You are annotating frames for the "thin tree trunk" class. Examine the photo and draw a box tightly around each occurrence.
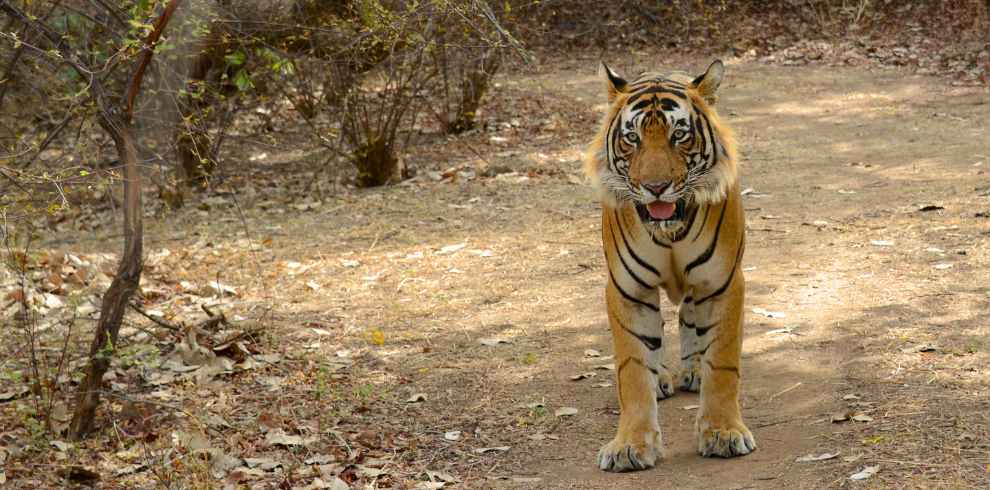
[68,116,142,438]
[68,0,182,440]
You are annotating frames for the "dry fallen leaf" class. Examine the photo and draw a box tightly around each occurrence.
[265,428,315,447]
[583,349,601,357]
[209,450,243,479]
[593,363,615,371]
[554,407,578,417]
[356,465,389,478]
[304,454,334,465]
[0,386,29,402]
[795,452,840,462]
[474,446,510,454]
[407,393,427,403]
[900,344,937,353]
[228,466,267,482]
[512,477,543,483]
[831,412,850,423]
[849,465,880,480]
[752,307,786,319]
[435,243,466,255]
[369,329,385,346]
[50,440,73,452]
[479,338,511,346]
[425,470,459,483]
[303,477,350,490]
[569,372,596,381]
[416,483,445,490]
[208,281,238,296]
[682,404,700,410]
[443,431,461,441]
[243,457,282,471]
[851,414,874,422]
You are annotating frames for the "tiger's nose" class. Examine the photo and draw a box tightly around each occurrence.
[642,181,671,196]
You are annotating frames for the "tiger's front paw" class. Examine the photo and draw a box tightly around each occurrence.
[656,369,675,400]
[597,430,662,472]
[697,418,756,458]
[678,364,701,392]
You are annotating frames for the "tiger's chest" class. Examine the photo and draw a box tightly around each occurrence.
[602,188,744,304]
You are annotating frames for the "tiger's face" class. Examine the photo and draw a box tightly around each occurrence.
[586,60,737,229]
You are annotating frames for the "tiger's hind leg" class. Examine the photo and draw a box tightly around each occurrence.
[649,311,675,400]
[677,303,705,392]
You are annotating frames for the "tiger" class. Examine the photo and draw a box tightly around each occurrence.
[583,60,755,472]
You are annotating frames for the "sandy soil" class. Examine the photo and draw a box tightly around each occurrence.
[253,58,990,488]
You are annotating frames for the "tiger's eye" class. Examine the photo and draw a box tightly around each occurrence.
[672,129,687,140]
[626,133,639,144]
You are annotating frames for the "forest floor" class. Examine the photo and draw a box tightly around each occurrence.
[2,54,990,489]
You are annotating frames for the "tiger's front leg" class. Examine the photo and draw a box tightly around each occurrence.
[598,280,671,471]
[690,259,756,458]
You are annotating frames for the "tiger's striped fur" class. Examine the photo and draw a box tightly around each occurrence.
[585,60,755,472]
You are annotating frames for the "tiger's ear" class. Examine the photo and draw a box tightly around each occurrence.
[601,62,627,103]
[691,60,724,105]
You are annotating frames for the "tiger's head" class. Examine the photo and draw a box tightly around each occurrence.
[585,60,738,228]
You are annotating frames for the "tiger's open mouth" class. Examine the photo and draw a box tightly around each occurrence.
[636,199,688,223]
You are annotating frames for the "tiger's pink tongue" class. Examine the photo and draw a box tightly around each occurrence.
[647,201,676,220]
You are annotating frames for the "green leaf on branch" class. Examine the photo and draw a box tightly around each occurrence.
[224,50,246,67]
[233,69,253,92]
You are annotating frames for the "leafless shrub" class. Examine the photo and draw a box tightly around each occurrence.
[426,7,504,134]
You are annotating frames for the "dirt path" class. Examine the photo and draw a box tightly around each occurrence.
[221,58,987,489]
[466,60,988,489]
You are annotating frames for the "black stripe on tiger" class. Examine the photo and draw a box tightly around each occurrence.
[651,232,672,248]
[685,202,727,274]
[699,111,719,170]
[616,357,662,408]
[681,335,717,360]
[618,356,660,376]
[694,233,745,306]
[694,322,718,336]
[617,318,663,351]
[671,203,699,242]
[692,113,708,159]
[705,360,740,376]
[608,268,660,312]
[679,316,719,337]
[692,204,711,242]
[627,86,687,102]
[612,210,661,277]
[607,219,652,290]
